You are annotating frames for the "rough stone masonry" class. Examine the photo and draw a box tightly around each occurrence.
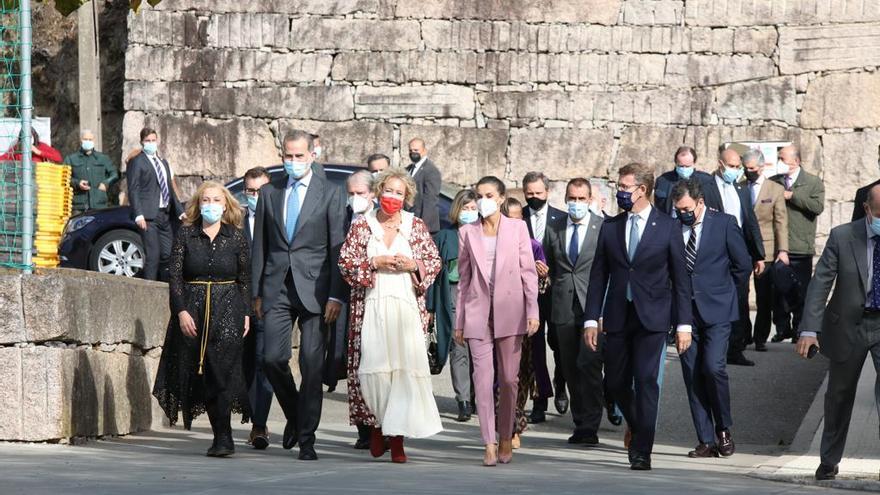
[122,0,880,252]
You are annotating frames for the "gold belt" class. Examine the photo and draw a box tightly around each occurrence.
[187,280,236,375]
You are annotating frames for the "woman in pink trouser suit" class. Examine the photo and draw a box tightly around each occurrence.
[454,176,539,466]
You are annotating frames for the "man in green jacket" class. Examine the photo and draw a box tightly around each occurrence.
[771,145,825,343]
[64,129,118,215]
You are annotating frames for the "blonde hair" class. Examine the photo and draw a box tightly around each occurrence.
[184,181,243,228]
[373,168,417,207]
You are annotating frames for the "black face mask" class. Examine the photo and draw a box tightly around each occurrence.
[678,209,697,226]
[745,170,761,182]
[409,152,421,163]
[525,197,547,211]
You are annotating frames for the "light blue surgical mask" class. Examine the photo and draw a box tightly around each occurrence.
[200,204,223,224]
[142,142,158,155]
[567,201,589,221]
[284,160,310,179]
[458,210,478,225]
[246,194,258,212]
[870,215,880,237]
[722,167,743,184]
[81,140,94,152]
[675,165,694,180]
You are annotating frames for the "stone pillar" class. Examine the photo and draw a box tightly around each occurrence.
[77,1,102,148]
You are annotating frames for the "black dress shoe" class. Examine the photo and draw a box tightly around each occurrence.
[353,437,370,450]
[815,463,839,481]
[282,422,298,450]
[726,352,755,366]
[554,390,569,415]
[754,342,768,352]
[717,430,735,457]
[630,453,651,470]
[457,401,472,422]
[607,408,623,426]
[527,410,546,424]
[770,333,790,343]
[298,446,318,461]
[568,432,599,445]
[688,443,716,458]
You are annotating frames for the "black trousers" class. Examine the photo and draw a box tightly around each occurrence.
[555,302,604,435]
[262,273,326,450]
[753,268,787,344]
[777,255,813,337]
[728,279,752,355]
[141,209,172,281]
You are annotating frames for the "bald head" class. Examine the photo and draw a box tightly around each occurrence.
[408,138,427,164]
[865,184,880,219]
[779,145,801,176]
[717,148,742,179]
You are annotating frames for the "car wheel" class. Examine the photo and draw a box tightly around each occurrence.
[89,229,144,277]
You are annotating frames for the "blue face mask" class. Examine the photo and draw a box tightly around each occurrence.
[675,165,694,180]
[142,142,158,155]
[458,210,478,225]
[722,167,743,184]
[246,194,258,212]
[200,204,224,224]
[616,190,634,212]
[81,140,95,152]
[567,201,589,221]
[284,160,310,179]
[870,215,880,237]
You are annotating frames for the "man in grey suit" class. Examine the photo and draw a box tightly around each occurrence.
[406,138,442,233]
[797,183,880,481]
[251,130,347,461]
[545,178,606,444]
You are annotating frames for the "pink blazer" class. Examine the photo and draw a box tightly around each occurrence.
[455,214,539,340]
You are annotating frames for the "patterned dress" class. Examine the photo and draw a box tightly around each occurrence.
[339,210,441,431]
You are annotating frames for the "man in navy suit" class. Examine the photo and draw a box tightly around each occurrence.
[653,146,715,215]
[671,179,751,459]
[584,162,693,471]
[702,148,765,366]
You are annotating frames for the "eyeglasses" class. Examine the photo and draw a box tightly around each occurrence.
[244,188,260,195]
[617,183,641,192]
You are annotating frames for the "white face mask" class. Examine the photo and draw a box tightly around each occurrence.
[776,160,790,176]
[347,194,371,215]
[313,146,323,159]
[478,197,498,218]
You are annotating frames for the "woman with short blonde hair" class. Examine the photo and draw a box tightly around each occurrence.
[372,168,417,207]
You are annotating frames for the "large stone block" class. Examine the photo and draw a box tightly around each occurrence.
[801,72,880,130]
[621,0,683,25]
[732,27,777,56]
[0,272,25,343]
[151,0,380,15]
[780,23,880,74]
[714,77,797,125]
[684,0,880,26]
[138,114,280,177]
[394,0,623,24]
[123,81,171,112]
[821,131,880,203]
[128,10,200,47]
[202,86,354,121]
[0,347,22,438]
[664,54,777,87]
[616,126,688,177]
[289,18,420,51]
[509,128,614,180]
[274,120,394,166]
[398,125,508,186]
[355,85,475,119]
[205,13,289,49]
[20,269,169,349]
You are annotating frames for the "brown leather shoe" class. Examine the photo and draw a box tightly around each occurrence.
[717,430,735,457]
[688,443,717,458]
[251,426,269,450]
[623,426,632,450]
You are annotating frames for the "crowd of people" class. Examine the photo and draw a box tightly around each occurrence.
[119,124,869,480]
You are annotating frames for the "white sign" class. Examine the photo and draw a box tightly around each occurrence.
[0,117,53,154]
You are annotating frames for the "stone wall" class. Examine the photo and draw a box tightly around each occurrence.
[0,268,168,441]
[122,0,880,249]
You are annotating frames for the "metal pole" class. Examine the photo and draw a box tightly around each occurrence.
[20,0,33,273]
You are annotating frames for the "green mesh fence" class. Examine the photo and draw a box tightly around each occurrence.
[0,0,32,270]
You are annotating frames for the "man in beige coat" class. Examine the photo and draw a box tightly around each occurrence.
[743,150,789,351]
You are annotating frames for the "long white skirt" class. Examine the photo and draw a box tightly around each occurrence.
[358,277,443,438]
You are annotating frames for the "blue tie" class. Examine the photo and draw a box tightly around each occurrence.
[568,223,580,265]
[872,236,880,309]
[285,181,302,242]
[627,215,640,301]
[150,157,170,207]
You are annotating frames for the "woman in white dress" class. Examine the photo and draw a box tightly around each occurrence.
[339,168,443,463]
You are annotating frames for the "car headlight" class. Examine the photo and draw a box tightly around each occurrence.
[65,216,95,234]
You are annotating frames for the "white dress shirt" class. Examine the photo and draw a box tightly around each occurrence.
[248,209,256,239]
[715,174,742,227]
[528,203,549,241]
[410,156,427,176]
[282,169,313,225]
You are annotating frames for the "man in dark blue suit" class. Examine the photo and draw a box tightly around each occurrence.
[584,163,693,471]
[670,179,751,459]
[653,146,715,215]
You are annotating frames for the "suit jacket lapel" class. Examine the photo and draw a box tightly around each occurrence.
[467,224,490,286]
[694,211,712,264]
[632,209,658,262]
[294,175,323,238]
[618,215,629,265]
[573,215,601,271]
[852,222,868,293]
[271,181,288,242]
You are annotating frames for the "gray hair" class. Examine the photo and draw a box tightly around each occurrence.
[282,130,314,151]
[80,129,94,138]
[741,149,765,167]
[346,169,373,190]
[522,171,550,190]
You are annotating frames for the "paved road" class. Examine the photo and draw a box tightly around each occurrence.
[0,338,837,494]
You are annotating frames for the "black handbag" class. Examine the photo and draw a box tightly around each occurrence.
[426,316,443,375]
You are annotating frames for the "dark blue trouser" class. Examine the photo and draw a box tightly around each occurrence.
[248,318,274,428]
[679,306,732,445]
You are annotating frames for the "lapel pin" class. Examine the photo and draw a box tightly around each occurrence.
[651,222,656,226]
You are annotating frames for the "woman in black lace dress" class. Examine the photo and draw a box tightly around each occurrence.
[153,181,252,457]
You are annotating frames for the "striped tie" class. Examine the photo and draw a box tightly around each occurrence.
[151,157,170,207]
[685,227,698,274]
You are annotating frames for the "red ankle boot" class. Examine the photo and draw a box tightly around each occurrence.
[390,436,407,463]
[370,426,387,458]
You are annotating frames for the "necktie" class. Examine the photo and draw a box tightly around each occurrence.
[626,215,640,301]
[568,223,580,265]
[285,181,302,242]
[785,175,793,191]
[151,157,170,207]
[686,227,698,274]
[872,236,880,309]
[535,211,545,241]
